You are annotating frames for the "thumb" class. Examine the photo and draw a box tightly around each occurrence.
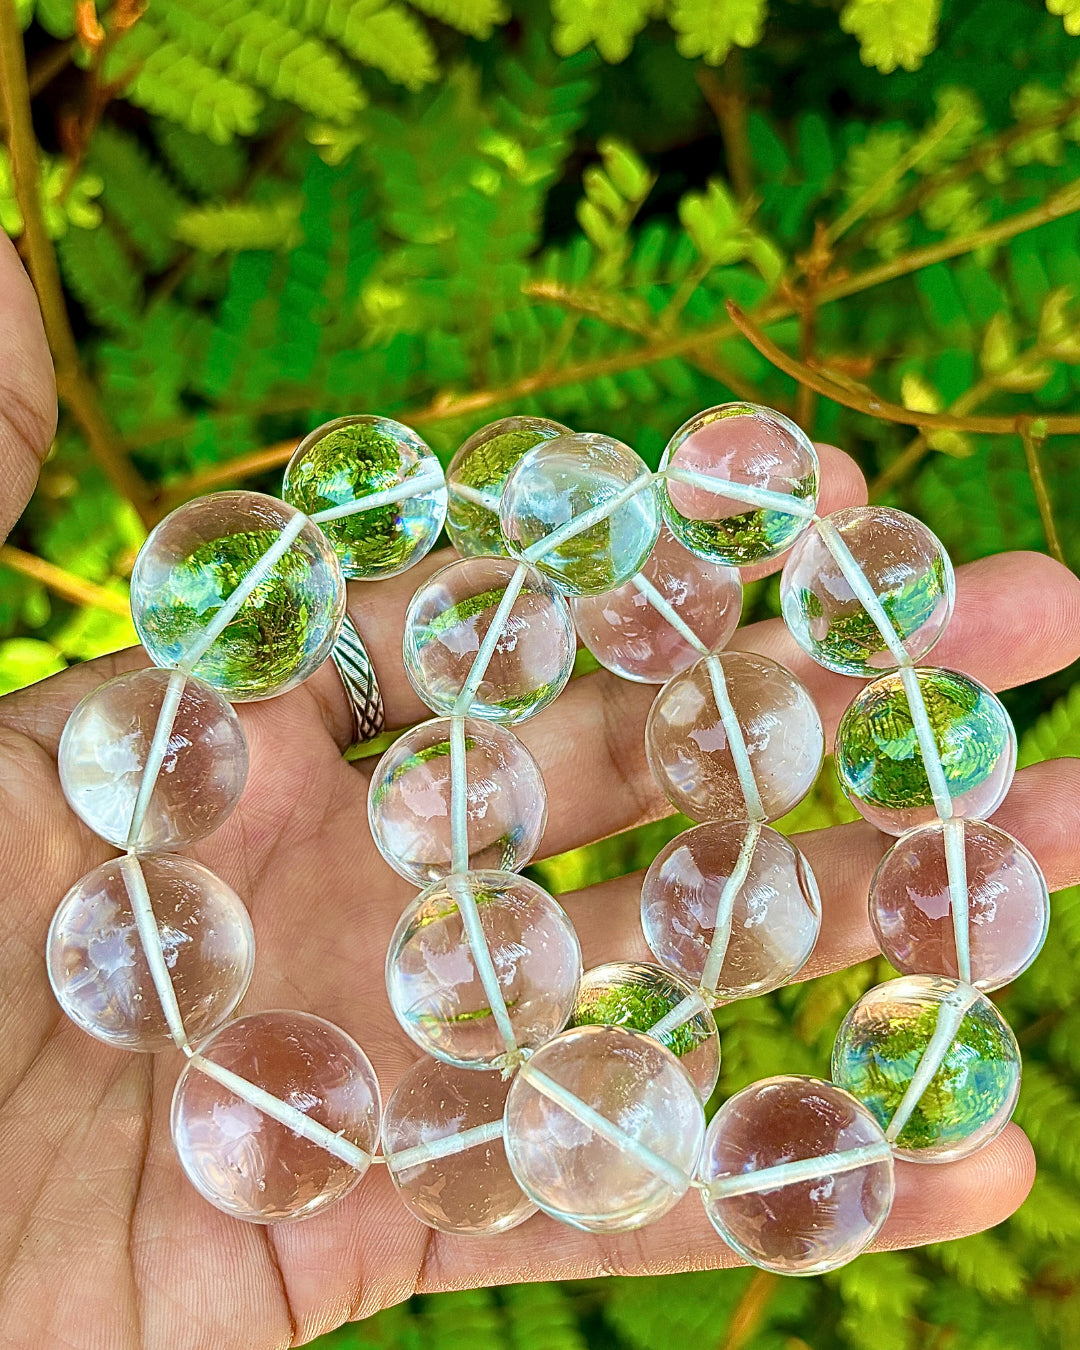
[0,232,57,542]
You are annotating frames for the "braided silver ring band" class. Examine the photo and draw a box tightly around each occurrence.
[331,612,385,744]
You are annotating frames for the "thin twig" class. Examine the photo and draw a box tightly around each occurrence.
[717,1271,780,1350]
[0,1,153,523]
[0,542,131,615]
[1019,417,1066,564]
[698,59,752,201]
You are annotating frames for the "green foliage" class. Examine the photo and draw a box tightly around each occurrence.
[7,0,1080,1346]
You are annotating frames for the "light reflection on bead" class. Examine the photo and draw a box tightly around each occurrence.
[170,1010,380,1222]
[58,668,248,851]
[385,871,581,1069]
[698,1076,894,1275]
[831,974,1021,1163]
[403,556,575,722]
[503,1024,705,1232]
[367,717,547,885]
[447,416,571,558]
[570,961,720,1099]
[283,415,447,580]
[659,403,818,566]
[382,1057,536,1234]
[47,854,254,1053]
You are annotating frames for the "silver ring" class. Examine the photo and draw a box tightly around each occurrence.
[331,613,385,744]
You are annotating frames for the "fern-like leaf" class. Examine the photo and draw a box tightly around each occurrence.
[551,0,653,63]
[173,198,305,252]
[668,0,767,65]
[407,0,506,38]
[1048,0,1080,37]
[840,0,941,73]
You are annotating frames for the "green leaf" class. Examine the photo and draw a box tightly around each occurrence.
[840,0,941,73]
[173,197,305,252]
[407,0,507,38]
[0,639,65,696]
[1047,0,1080,38]
[551,0,652,63]
[668,0,767,65]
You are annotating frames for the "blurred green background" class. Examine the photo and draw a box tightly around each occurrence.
[4,0,1080,1345]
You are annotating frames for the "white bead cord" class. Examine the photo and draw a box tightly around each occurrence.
[662,465,817,518]
[699,819,763,1000]
[628,571,711,655]
[705,654,767,823]
[646,989,710,1041]
[309,466,446,523]
[449,481,503,515]
[520,471,656,564]
[118,852,191,1053]
[385,1118,506,1172]
[885,982,980,1143]
[124,666,188,850]
[943,817,973,984]
[703,1140,894,1200]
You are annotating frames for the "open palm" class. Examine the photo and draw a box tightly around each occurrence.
[2,236,1080,1350]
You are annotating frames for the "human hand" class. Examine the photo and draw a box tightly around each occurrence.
[2,234,1079,1349]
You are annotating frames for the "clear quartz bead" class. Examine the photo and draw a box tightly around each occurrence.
[282,415,447,580]
[58,667,248,851]
[403,556,575,722]
[171,1009,380,1222]
[385,870,581,1069]
[367,717,547,885]
[503,1024,705,1232]
[570,526,742,684]
[130,490,345,701]
[698,1076,894,1274]
[47,853,254,1053]
[382,1057,536,1234]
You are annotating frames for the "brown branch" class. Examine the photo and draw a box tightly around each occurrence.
[0,542,131,615]
[726,300,1080,434]
[0,0,153,524]
[717,1271,780,1350]
[698,58,752,201]
[1019,417,1066,564]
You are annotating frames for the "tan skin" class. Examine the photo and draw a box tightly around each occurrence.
[1,234,1080,1348]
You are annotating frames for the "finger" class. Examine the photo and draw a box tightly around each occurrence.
[0,234,56,541]
[412,1122,1034,1289]
[526,548,1080,860]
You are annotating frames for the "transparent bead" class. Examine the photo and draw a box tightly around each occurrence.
[780,506,955,676]
[831,974,1021,1163]
[58,668,248,851]
[834,668,1016,835]
[570,961,720,1100]
[658,403,818,566]
[447,416,571,558]
[367,718,547,885]
[282,415,447,580]
[131,491,345,701]
[645,652,824,822]
[698,1076,894,1275]
[47,854,254,1053]
[171,1009,380,1222]
[641,822,821,1002]
[869,820,1049,992]
[503,1024,705,1233]
[571,526,742,684]
[385,871,581,1069]
[499,432,659,597]
[403,556,574,722]
[381,1057,536,1234]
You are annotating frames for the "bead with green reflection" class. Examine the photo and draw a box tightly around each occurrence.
[283,415,447,580]
[833,666,1015,835]
[658,403,818,566]
[447,416,571,557]
[131,491,345,702]
[831,974,1021,1162]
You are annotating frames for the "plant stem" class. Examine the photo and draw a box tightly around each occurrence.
[717,1271,780,1350]
[0,1,153,523]
[1018,418,1066,564]
[698,58,752,201]
[0,542,131,615]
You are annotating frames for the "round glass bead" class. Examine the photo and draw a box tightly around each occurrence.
[58,667,248,851]
[834,667,1016,835]
[171,1009,380,1222]
[381,1057,536,1234]
[47,854,254,1053]
[570,526,742,684]
[282,415,447,580]
[831,974,1021,1163]
[367,717,547,885]
[869,820,1049,992]
[645,651,824,822]
[658,403,818,566]
[780,506,955,676]
[385,871,581,1069]
[499,432,660,597]
[570,960,720,1100]
[131,491,345,701]
[698,1076,894,1275]
[503,1024,705,1233]
[446,416,571,558]
[403,556,575,722]
[641,821,821,1002]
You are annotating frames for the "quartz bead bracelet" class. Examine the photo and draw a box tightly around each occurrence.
[44,402,1046,1273]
